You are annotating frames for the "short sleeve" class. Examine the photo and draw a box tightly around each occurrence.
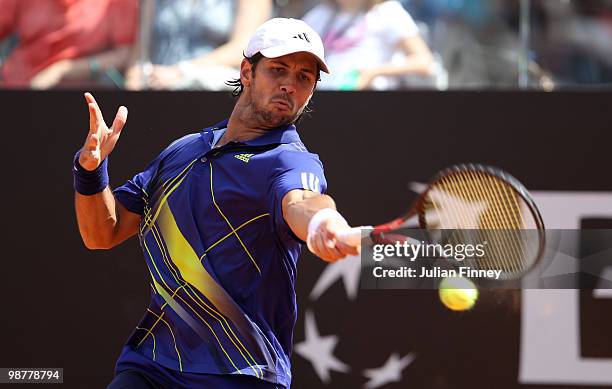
[371,1,419,46]
[109,0,139,45]
[113,157,159,215]
[0,0,17,39]
[112,133,199,215]
[268,149,327,241]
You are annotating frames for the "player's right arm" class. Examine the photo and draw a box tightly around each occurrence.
[74,93,140,249]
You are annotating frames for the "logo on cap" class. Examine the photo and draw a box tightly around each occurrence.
[293,33,311,43]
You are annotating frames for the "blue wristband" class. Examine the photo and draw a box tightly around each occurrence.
[73,151,109,195]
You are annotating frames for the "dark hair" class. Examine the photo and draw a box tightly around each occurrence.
[225,53,265,97]
[225,52,322,98]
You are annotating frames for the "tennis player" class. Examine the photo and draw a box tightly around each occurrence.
[73,18,358,388]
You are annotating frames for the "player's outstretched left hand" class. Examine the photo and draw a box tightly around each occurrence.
[78,92,128,171]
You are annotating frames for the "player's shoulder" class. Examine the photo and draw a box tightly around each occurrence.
[166,132,201,150]
[278,141,310,153]
[158,132,202,159]
[271,144,324,170]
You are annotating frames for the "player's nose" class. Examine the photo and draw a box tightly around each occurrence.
[280,83,296,94]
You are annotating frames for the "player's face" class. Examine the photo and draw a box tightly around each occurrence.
[241,52,318,128]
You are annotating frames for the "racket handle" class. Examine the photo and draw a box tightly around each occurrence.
[337,226,372,246]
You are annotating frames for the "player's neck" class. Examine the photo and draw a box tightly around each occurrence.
[220,120,267,147]
[221,98,282,147]
[220,105,269,147]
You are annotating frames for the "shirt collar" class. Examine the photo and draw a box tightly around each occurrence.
[201,119,302,147]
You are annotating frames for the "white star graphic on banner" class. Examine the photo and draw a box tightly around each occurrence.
[424,187,488,229]
[362,352,416,389]
[294,310,350,383]
[310,254,361,301]
[594,268,612,298]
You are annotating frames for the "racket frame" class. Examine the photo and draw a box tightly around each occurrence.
[368,163,546,280]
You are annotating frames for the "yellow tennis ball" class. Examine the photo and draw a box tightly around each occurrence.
[438,276,479,311]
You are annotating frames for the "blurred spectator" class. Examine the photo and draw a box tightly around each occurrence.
[274,0,320,18]
[302,0,435,90]
[404,0,539,88]
[0,0,138,89]
[530,0,612,86]
[124,0,272,90]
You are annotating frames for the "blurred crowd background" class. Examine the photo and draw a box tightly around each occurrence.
[1,0,610,91]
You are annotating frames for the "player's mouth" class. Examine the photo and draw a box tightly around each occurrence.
[271,99,292,111]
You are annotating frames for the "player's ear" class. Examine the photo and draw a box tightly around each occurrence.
[240,58,253,87]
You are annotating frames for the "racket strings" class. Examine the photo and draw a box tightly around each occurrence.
[423,171,532,277]
[438,175,508,273]
[454,173,522,275]
[477,172,528,275]
[459,172,516,275]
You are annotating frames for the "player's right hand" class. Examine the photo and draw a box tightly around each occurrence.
[78,92,128,171]
[307,217,360,263]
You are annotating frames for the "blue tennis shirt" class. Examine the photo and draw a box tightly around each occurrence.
[113,119,327,388]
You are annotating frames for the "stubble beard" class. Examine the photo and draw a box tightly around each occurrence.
[242,91,303,129]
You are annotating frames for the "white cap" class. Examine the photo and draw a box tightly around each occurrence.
[245,18,330,74]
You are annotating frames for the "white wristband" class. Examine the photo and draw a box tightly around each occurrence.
[307,208,347,239]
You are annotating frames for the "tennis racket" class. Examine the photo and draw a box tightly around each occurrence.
[338,164,546,280]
